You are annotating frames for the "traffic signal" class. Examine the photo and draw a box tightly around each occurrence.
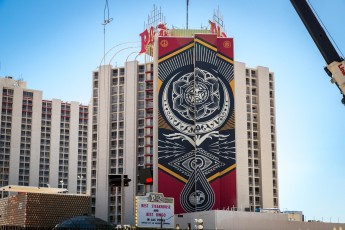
[194,219,203,229]
[138,168,153,185]
[123,175,131,186]
[109,174,131,187]
[109,174,122,187]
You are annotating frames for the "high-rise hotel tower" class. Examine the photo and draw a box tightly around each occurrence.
[91,54,278,225]
[0,76,90,195]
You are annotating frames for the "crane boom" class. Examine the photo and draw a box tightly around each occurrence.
[290,0,342,64]
[290,0,345,104]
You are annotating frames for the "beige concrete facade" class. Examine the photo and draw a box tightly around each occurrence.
[175,210,345,230]
[235,63,278,212]
[0,76,89,196]
[91,62,155,225]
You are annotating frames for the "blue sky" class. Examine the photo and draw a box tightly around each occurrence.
[1,0,345,223]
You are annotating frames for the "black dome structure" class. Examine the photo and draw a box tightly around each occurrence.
[55,215,113,229]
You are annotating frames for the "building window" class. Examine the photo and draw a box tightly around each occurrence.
[139,74,145,82]
[113,69,118,76]
[246,69,249,76]
[138,65,145,73]
[23,91,33,98]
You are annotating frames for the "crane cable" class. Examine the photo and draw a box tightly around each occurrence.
[307,0,344,59]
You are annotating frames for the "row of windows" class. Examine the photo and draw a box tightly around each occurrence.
[2,97,13,103]
[110,77,125,85]
[21,124,31,130]
[246,78,257,86]
[245,69,256,77]
[1,115,12,122]
[111,86,124,94]
[42,102,52,108]
[1,102,87,114]
[245,69,274,81]
[22,105,32,111]
[2,102,12,109]
[110,131,124,140]
[1,109,12,115]
[1,123,11,129]
[2,88,14,95]
[22,111,32,117]
[112,68,125,76]
[23,91,33,98]
[61,104,71,110]
[61,111,71,116]
[246,87,275,99]
[20,143,31,149]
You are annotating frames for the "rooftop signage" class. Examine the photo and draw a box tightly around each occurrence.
[139,6,227,56]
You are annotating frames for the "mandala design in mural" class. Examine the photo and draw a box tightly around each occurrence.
[162,68,231,135]
[172,68,220,120]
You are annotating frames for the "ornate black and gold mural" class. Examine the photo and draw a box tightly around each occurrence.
[158,34,236,213]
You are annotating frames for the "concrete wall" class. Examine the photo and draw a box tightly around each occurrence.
[29,90,42,186]
[8,85,23,186]
[50,99,61,188]
[95,65,112,220]
[124,61,138,225]
[68,101,80,193]
[234,61,250,211]
[257,66,274,209]
[175,210,345,230]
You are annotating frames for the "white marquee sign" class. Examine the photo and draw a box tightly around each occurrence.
[135,193,174,229]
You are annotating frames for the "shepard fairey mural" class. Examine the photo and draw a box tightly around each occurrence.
[157,34,236,213]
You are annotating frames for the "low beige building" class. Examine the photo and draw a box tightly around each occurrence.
[175,210,345,230]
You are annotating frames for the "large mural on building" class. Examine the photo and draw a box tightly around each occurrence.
[158,34,236,213]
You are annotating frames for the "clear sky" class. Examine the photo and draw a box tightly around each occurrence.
[1,0,345,223]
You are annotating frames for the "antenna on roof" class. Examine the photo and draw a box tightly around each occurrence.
[102,0,113,66]
[186,0,189,29]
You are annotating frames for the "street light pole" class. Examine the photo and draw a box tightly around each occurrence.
[78,175,83,194]
[160,215,173,229]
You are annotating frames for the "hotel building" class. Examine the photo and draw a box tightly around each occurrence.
[0,76,90,195]
[235,62,278,212]
[91,58,278,225]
